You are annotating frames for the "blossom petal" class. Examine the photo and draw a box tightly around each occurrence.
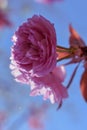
[29,66,68,104]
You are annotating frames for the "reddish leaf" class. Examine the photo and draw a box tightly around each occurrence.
[80,70,87,102]
[69,25,85,47]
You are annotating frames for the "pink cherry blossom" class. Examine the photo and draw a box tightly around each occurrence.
[0,0,8,9]
[10,15,68,106]
[28,103,48,129]
[0,9,12,28]
[29,66,68,105]
[0,111,7,130]
[10,15,57,79]
[35,0,63,4]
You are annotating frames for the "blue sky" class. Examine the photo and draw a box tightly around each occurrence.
[0,0,87,130]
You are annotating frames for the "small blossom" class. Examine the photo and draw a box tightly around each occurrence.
[28,103,48,129]
[10,15,57,79]
[29,66,68,105]
[0,0,8,9]
[0,111,7,130]
[35,0,63,4]
[0,9,12,28]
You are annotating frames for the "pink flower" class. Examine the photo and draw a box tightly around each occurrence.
[28,103,48,129]
[10,15,57,79]
[10,15,68,106]
[0,0,8,9]
[35,0,63,4]
[29,66,68,105]
[0,9,12,28]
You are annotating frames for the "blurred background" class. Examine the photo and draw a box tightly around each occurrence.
[0,0,87,130]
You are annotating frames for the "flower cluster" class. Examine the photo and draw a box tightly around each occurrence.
[10,15,68,107]
[10,14,87,108]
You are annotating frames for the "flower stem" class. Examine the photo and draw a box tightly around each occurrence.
[56,45,76,62]
[57,54,72,62]
[56,45,76,53]
[56,45,70,50]
[66,63,80,89]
